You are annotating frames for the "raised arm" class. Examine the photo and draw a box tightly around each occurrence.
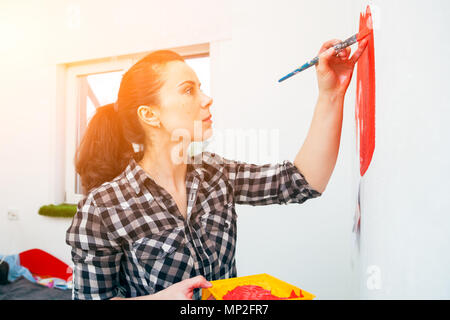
[206,153,321,206]
[294,39,368,194]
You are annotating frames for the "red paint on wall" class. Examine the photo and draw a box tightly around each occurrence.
[356,6,376,177]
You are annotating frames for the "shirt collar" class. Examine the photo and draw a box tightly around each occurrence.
[125,155,206,196]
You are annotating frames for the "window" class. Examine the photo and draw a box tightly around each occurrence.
[64,43,210,203]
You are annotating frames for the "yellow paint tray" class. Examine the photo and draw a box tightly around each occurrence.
[201,273,315,300]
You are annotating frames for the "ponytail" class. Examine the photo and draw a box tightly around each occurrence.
[74,103,135,195]
[74,49,185,195]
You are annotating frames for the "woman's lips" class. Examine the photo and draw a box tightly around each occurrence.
[202,115,212,122]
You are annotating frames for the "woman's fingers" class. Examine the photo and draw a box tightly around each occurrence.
[338,47,351,59]
[350,39,368,64]
[317,45,337,71]
[184,275,213,291]
[320,38,366,64]
[318,39,341,55]
[183,275,212,300]
[317,38,367,76]
[318,39,349,70]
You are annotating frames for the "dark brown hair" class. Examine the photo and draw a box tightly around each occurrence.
[74,50,185,195]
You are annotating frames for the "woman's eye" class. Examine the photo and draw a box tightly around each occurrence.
[186,87,193,94]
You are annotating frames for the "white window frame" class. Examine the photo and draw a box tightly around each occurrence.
[64,43,210,204]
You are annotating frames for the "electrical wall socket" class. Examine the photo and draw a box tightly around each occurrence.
[7,208,19,221]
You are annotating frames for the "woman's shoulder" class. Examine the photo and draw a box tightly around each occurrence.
[191,151,238,168]
[79,172,132,210]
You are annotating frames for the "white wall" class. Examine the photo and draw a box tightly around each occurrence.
[4,0,447,300]
[215,0,360,299]
[352,0,450,299]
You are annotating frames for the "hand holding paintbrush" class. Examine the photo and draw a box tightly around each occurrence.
[290,17,372,193]
[313,37,369,97]
[278,19,373,84]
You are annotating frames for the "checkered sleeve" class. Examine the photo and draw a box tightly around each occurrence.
[214,154,322,205]
[65,194,123,300]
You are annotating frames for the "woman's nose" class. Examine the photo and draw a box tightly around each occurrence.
[202,93,213,109]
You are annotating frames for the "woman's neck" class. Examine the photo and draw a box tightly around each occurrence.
[137,140,190,193]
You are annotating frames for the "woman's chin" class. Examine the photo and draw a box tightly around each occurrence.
[203,128,213,140]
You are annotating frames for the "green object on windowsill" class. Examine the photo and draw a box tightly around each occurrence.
[38,203,77,218]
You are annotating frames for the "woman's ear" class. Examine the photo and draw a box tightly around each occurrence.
[137,105,161,128]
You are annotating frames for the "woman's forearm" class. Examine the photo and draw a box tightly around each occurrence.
[109,275,211,300]
[293,91,345,194]
[110,294,157,300]
[110,291,161,300]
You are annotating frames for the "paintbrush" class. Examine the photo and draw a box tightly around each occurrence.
[278,23,372,83]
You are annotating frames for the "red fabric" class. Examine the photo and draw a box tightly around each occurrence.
[19,248,72,281]
[222,285,303,300]
[356,5,376,177]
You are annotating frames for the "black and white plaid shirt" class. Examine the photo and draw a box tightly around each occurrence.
[65,151,321,300]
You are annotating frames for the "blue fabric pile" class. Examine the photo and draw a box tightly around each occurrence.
[0,254,36,283]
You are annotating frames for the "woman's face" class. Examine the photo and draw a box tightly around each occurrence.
[151,60,213,142]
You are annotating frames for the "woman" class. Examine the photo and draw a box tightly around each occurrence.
[66,39,367,300]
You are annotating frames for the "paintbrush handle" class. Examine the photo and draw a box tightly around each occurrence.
[334,34,358,51]
[278,33,358,83]
[278,57,319,82]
